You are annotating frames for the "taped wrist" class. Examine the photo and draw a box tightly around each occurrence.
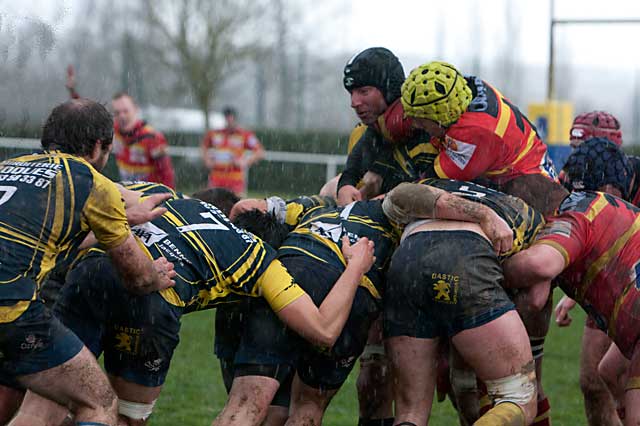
[382,182,442,225]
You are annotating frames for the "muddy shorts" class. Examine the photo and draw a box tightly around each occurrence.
[384,230,514,339]
[0,299,84,388]
[54,252,182,387]
[234,255,379,392]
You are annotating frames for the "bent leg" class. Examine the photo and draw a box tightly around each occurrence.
[213,376,280,426]
[285,374,338,426]
[452,310,537,426]
[357,317,394,425]
[580,324,622,426]
[109,376,162,426]
[386,335,439,426]
[17,346,117,425]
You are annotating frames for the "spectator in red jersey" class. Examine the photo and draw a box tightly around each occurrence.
[200,107,265,196]
[65,65,176,188]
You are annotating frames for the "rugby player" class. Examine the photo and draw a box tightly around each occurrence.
[383,178,545,426]
[502,184,640,425]
[555,133,629,426]
[0,99,175,426]
[13,188,376,426]
[220,182,514,426]
[333,47,437,426]
[389,60,572,425]
[335,47,438,210]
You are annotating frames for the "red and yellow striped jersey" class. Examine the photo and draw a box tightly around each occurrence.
[113,120,175,188]
[535,191,640,357]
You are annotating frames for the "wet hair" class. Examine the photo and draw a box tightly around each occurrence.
[222,106,237,118]
[233,209,290,249]
[41,99,114,156]
[191,187,240,217]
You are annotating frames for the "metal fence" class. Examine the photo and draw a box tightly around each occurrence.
[0,137,347,193]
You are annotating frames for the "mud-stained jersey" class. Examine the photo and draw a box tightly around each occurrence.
[121,181,184,199]
[419,178,545,259]
[277,200,401,299]
[131,198,303,312]
[534,191,640,358]
[377,81,558,185]
[0,151,130,322]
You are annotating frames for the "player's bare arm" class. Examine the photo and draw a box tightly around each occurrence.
[503,244,566,312]
[382,182,513,253]
[108,235,176,295]
[271,236,375,348]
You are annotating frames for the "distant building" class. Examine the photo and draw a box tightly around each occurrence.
[141,106,226,133]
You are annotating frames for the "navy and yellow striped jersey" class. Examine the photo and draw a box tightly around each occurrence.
[130,198,278,311]
[419,178,545,258]
[280,195,336,231]
[121,181,184,199]
[0,151,130,322]
[278,200,401,299]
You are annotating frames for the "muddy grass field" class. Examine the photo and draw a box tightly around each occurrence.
[150,288,588,425]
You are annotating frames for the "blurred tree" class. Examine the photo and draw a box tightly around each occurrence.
[142,0,265,130]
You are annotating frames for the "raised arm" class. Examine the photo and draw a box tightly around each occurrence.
[260,236,375,348]
[382,182,513,254]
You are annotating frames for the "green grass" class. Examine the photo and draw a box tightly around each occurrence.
[151,289,588,425]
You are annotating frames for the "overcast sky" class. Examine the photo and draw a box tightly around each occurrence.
[6,0,640,70]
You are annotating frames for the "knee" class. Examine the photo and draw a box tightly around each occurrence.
[484,364,538,425]
[356,358,392,404]
[580,368,607,397]
[117,399,157,426]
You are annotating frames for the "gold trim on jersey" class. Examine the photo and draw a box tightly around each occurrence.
[347,124,367,154]
[434,156,449,179]
[408,142,438,158]
[485,131,536,177]
[162,204,269,305]
[534,240,571,268]
[578,214,640,301]
[289,227,382,300]
[494,96,511,138]
[0,300,31,323]
[586,194,609,222]
[257,259,305,312]
[609,282,634,339]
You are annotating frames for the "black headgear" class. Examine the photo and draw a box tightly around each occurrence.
[343,47,405,105]
[563,137,633,200]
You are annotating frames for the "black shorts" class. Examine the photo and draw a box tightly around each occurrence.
[232,255,379,392]
[54,253,183,387]
[384,231,514,339]
[0,300,84,388]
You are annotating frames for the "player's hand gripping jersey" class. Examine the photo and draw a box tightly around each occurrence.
[130,197,303,313]
[418,178,546,259]
[535,191,640,358]
[380,78,557,184]
[339,121,438,194]
[0,151,130,322]
[277,200,401,300]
